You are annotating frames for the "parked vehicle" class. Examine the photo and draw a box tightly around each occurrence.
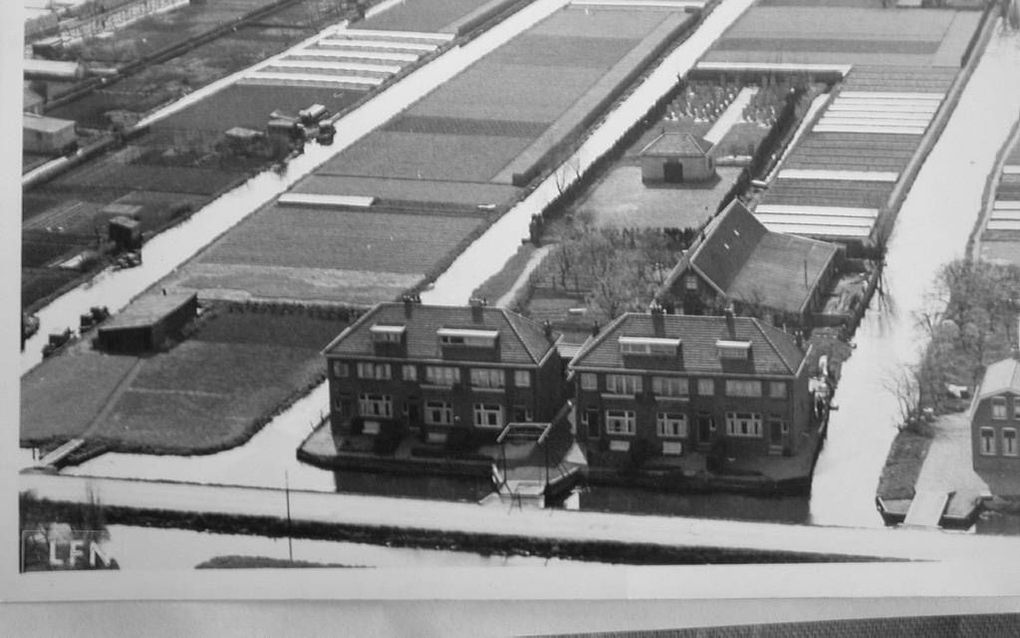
[113,250,142,270]
[42,328,73,358]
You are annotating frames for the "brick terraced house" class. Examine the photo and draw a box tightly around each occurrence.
[569,309,814,459]
[971,355,1020,486]
[322,300,563,443]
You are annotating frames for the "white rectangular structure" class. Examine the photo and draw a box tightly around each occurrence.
[755,204,879,219]
[278,193,376,208]
[777,169,899,183]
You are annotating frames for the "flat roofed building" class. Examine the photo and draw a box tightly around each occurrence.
[97,293,198,354]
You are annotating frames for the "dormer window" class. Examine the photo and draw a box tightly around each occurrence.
[370,324,405,344]
[619,336,680,357]
[717,339,751,360]
[438,328,499,348]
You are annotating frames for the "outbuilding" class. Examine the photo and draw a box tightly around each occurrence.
[23,113,77,155]
[639,131,716,184]
[97,293,198,354]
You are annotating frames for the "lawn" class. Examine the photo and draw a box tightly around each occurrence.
[21,268,86,311]
[711,122,770,160]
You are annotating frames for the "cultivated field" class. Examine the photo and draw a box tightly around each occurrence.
[356,0,501,33]
[783,133,917,172]
[764,179,894,209]
[704,6,980,68]
[21,305,346,454]
[153,84,364,135]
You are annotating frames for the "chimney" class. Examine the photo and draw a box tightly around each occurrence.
[543,320,553,342]
[649,300,665,336]
[401,293,419,317]
[724,303,736,339]
[469,296,486,323]
[591,320,600,337]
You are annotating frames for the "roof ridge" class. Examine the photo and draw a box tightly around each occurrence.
[571,312,631,367]
[750,318,797,375]
[500,307,546,364]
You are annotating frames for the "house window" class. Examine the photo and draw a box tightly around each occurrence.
[697,379,715,396]
[1014,398,1020,419]
[402,365,417,382]
[438,328,498,348]
[684,275,698,291]
[657,412,688,438]
[331,362,349,378]
[358,393,392,418]
[992,397,1007,420]
[473,403,503,429]
[652,376,688,397]
[514,370,531,387]
[726,380,763,398]
[980,427,996,455]
[1004,428,1018,457]
[605,410,636,435]
[425,366,460,386]
[512,405,533,422]
[580,373,598,391]
[606,374,642,395]
[725,412,762,437]
[424,401,453,426]
[470,368,504,389]
[369,324,405,343]
[356,362,391,380]
[769,382,787,399]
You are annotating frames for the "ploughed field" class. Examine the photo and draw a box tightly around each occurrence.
[20,306,346,454]
[169,4,700,305]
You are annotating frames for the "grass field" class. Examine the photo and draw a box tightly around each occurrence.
[21,305,345,454]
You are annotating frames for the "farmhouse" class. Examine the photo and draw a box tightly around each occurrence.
[97,292,198,354]
[322,299,564,444]
[655,200,843,326]
[639,131,716,184]
[569,308,816,461]
[23,113,77,155]
[970,354,1020,496]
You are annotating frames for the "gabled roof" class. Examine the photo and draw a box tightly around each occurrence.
[322,302,555,365]
[569,313,805,377]
[976,357,1020,402]
[659,200,841,315]
[639,131,712,158]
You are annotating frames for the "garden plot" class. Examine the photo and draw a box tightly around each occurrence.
[291,174,520,210]
[356,0,503,33]
[840,66,957,94]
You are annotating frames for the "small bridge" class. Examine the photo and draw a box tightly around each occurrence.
[902,490,952,528]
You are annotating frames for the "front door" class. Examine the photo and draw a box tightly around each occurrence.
[663,160,684,183]
[697,413,713,445]
[584,409,600,440]
[770,420,783,446]
[406,401,421,427]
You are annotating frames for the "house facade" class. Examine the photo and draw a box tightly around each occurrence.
[971,356,1020,478]
[656,200,842,327]
[569,310,814,459]
[639,131,716,184]
[322,300,563,442]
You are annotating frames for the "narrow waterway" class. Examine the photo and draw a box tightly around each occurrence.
[809,27,1020,528]
[99,524,580,570]
[21,0,574,374]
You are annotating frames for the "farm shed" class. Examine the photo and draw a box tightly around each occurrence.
[23,59,86,82]
[23,114,77,155]
[97,293,198,354]
[639,132,716,184]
